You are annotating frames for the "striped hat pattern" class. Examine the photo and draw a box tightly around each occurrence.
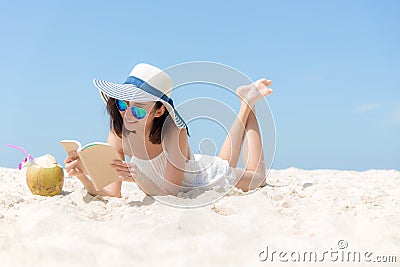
[93,63,189,132]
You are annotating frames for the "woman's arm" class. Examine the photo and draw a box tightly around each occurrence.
[162,127,190,196]
[64,130,125,197]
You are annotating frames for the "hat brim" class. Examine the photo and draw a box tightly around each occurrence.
[93,79,188,130]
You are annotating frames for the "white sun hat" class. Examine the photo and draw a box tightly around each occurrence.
[93,63,189,134]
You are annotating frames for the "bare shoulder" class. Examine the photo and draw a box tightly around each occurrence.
[163,121,189,160]
[163,120,188,143]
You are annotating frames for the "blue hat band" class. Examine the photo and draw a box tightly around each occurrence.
[123,76,174,108]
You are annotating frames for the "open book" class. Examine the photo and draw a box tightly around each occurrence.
[60,140,121,190]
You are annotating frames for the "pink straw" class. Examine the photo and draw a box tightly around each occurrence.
[7,144,34,169]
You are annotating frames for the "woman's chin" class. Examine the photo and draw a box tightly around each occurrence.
[123,121,138,131]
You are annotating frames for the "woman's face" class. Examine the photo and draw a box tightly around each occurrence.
[120,101,159,135]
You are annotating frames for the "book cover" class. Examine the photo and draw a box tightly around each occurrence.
[60,140,121,190]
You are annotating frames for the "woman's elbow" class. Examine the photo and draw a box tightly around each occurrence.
[108,192,122,198]
[161,180,182,196]
[102,182,122,197]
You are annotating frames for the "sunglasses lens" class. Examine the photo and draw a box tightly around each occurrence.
[131,106,147,119]
[116,100,128,111]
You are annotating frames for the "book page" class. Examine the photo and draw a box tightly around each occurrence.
[60,140,86,174]
[81,142,109,151]
[60,140,81,153]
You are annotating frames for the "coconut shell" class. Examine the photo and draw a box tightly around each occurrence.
[26,164,64,196]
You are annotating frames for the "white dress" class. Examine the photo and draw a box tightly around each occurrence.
[130,147,238,192]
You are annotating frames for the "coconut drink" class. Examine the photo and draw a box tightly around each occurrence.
[26,154,64,196]
[8,144,64,196]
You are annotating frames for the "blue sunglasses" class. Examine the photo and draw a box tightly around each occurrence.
[116,100,147,120]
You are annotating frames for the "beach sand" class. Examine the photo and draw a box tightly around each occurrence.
[0,167,399,267]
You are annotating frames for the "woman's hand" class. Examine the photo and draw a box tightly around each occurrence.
[111,160,136,182]
[64,151,123,197]
[64,151,85,178]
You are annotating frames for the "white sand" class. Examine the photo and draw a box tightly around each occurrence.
[0,167,399,267]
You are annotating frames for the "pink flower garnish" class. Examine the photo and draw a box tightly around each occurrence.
[7,144,34,170]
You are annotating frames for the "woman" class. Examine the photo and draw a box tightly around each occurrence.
[64,63,273,197]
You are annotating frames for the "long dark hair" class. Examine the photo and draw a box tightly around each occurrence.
[106,97,169,144]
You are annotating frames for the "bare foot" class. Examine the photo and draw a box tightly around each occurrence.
[236,78,273,107]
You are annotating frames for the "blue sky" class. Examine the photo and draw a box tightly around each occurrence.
[1,0,399,170]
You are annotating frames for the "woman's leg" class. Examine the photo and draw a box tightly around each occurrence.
[218,102,251,168]
[234,107,267,191]
[218,79,272,191]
